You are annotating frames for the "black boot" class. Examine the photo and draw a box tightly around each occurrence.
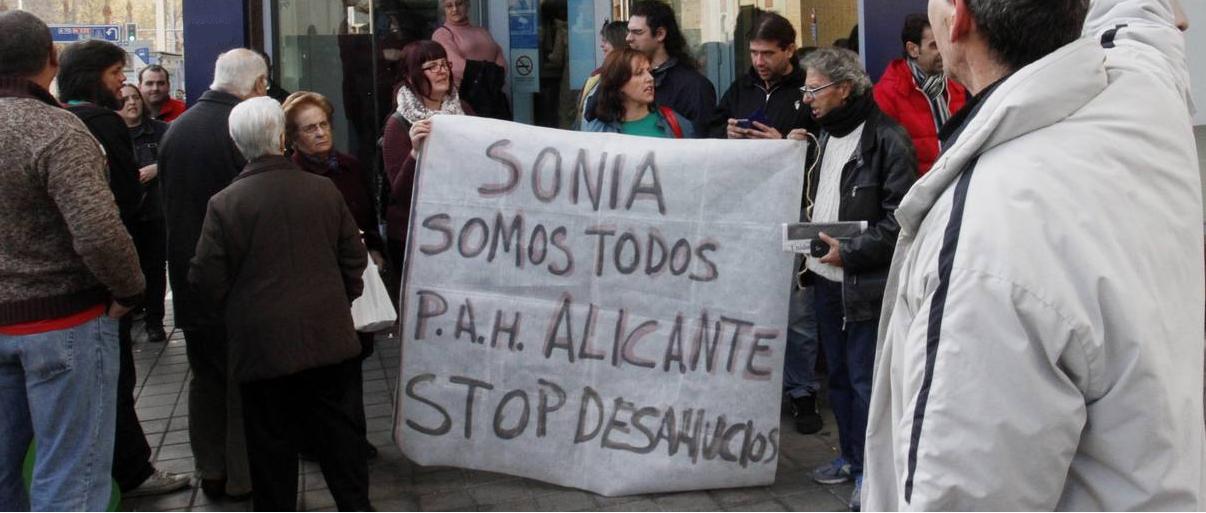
[792,395,823,434]
[145,323,167,343]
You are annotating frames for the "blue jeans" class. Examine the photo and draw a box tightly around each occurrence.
[814,277,877,476]
[0,314,119,511]
[784,286,821,399]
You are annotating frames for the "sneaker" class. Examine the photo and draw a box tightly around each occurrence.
[812,457,852,485]
[792,395,823,434]
[849,474,863,511]
[124,469,191,498]
[145,324,167,343]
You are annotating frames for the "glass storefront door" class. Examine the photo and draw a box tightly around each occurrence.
[273,1,442,167]
[271,0,858,141]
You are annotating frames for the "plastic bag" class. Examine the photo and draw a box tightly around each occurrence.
[351,258,397,332]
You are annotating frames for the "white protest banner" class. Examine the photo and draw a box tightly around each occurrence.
[394,115,806,496]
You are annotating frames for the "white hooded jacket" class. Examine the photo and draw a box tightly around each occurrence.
[863,0,1205,510]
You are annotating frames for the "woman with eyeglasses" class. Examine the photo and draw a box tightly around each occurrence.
[280,90,383,463]
[381,40,474,298]
[581,47,693,138]
[788,46,916,510]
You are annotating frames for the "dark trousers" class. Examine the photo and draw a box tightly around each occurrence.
[112,317,154,491]
[241,358,370,511]
[129,215,167,327]
[183,325,251,494]
[386,237,404,309]
[814,277,877,476]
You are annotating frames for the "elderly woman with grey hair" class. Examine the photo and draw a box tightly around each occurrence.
[787,46,916,511]
[189,97,372,511]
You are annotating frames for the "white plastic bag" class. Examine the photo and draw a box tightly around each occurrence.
[351,258,396,332]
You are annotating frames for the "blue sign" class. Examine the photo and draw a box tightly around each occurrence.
[567,0,596,90]
[508,0,539,49]
[50,24,122,43]
[134,48,151,64]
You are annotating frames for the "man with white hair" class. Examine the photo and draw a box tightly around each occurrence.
[158,48,267,500]
[190,97,371,511]
[863,0,1202,510]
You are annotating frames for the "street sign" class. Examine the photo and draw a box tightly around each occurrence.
[49,24,122,43]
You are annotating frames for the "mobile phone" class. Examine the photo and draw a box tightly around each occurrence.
[740,108,771,130]
[809,239,829,258]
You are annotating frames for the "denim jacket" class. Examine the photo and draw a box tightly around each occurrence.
[580,107,695,138]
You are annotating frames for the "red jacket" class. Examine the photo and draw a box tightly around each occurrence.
[157,98,187,122]
[873,59,967,175]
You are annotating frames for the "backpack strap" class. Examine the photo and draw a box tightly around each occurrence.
[659,105,684,139]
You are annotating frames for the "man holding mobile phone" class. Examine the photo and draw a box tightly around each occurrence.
[712,11,817,140]
[712,11,828,437]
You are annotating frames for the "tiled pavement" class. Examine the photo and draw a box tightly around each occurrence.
[119,316,853,512]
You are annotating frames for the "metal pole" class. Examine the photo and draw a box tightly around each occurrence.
[155,0,166,51]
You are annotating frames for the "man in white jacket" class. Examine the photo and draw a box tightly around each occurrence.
[863,0,1204,510]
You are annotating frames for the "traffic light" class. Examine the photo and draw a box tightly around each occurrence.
[126,23,136,42]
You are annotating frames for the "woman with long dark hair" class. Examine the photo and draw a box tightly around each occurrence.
[581,47,692,138]
[381,40,474,299]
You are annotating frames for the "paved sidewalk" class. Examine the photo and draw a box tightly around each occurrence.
[120,318,852,512]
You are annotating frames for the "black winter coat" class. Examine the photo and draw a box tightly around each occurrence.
[652,57,717,139]
[68,104,142,227]
[709,64,818,138]
[159,90,246,329]
[805,105,916,322]
[129,119,169,221]
[189,156,367,382]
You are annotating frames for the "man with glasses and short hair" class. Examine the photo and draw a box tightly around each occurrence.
[789,46,916,512]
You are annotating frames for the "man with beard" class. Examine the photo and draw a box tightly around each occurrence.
[58,40,192,499]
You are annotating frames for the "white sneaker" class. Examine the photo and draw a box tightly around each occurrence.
[123,469,192,498]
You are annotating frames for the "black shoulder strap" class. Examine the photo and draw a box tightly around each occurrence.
[1100,24,1128,49]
